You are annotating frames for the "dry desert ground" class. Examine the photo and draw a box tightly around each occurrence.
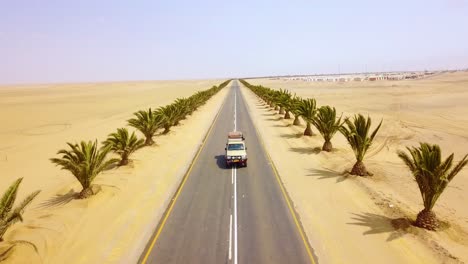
[243,71,468,263]
[1,73,468,263]
[0,79,228,263]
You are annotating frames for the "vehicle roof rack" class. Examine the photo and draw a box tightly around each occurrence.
[228,131,243,139]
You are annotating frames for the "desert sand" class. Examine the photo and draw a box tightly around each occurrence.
[2,73,467,263]
[242,71,468,263]
[0,80,229,263]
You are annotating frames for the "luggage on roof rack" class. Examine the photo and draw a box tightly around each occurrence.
[228,131,244,140]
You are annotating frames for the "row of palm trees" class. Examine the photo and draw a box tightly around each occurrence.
[0,80,231,245]
[240,79,468,231]
[51,80,230,198]
[240,80,381,176]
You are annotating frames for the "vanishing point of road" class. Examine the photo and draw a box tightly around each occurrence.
[139,80,317,264]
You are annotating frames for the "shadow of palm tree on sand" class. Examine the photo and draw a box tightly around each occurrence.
[37,189,77,208]
[307,168,347,183]
[347,212,412,241]
[290,147,321,155]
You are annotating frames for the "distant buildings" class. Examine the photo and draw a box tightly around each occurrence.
[279,71,435,83]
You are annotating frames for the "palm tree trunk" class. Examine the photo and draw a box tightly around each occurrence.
[119,154,129,166]
[145,136,154,146]
[350,160,368,176]
[304,123,313,136]
[293,116,301,126]
[284,111,291,119]
[322,141,332,152]
[279,107,285,115]
[415,209,439,230]
[163,125,170,134]
[78,187,94,199]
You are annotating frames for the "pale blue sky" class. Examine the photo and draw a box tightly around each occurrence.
[1,0,467,84]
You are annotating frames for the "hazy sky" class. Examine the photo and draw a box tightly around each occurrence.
[1,0,468,84]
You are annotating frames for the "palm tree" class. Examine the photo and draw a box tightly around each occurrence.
[103,128,145,166]
[156,105,177,134]
[128,108,164,145]
[173,98,190,124]
[397,143,468,230]
[271,90,282,111]
[257,88,274,108]
[276,89,292,116]
[296,98,317,136]
[290,96,303,126]
[265,92,275,108]
[310,106,344,151]
[186,96,199,114]
[0,178,40,241]
[218,80,231,89]
[339,114,382,176]
[51,140,119,199]
[190,91,206,110]
[279,92,294,119]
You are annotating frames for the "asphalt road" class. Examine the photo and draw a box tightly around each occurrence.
[139,80,315,264]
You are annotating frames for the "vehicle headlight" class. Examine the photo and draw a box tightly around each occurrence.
[241,155,247,159]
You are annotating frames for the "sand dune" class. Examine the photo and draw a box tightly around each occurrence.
[244,72,468,263]
[0,80,228,263]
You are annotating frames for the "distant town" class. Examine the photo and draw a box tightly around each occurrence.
[246,69,468,83]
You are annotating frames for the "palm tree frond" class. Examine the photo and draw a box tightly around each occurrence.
[51,140,118,197]
[398,143,468,212]
[0,178,22,220]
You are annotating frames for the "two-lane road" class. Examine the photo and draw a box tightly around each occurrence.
[139,80,315,264]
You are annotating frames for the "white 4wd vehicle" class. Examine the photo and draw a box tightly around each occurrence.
[225,131,247,167]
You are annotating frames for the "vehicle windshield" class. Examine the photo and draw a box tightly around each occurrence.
[228,143,244,150]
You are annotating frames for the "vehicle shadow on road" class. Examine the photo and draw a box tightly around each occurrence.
[347,212,412,241]
[214,155,227,169]
[307,168,348,182]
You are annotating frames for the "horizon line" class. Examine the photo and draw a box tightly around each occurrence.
[1,67,467,87]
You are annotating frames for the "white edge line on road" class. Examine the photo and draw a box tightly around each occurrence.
[229,214,232,260]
